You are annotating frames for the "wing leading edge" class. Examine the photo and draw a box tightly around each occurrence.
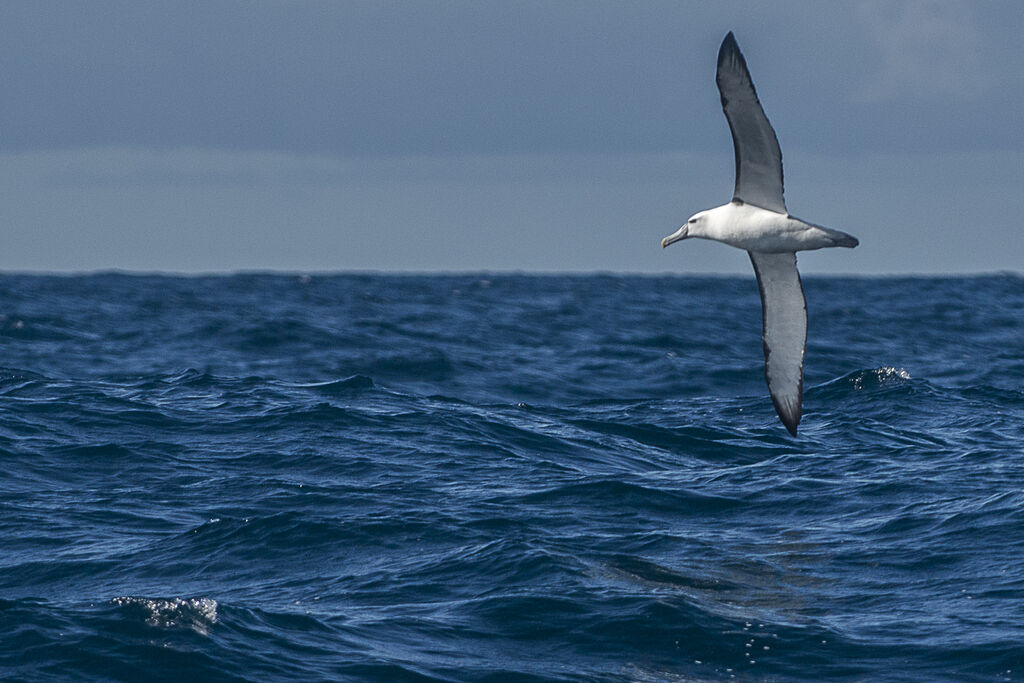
[748,251,806,435]
[716,32,786,214]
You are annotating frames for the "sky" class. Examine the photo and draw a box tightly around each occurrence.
[0,0,1021,274]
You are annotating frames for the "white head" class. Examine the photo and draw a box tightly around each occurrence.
[661,210,710,248]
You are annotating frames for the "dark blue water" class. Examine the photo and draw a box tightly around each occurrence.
[1,273,1022,682]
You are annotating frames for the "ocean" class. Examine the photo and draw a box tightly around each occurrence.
[1,273,1022,682]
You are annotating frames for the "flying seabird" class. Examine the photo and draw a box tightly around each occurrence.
[661,32,858,435]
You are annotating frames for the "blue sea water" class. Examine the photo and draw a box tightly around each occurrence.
[1,272,1022,682]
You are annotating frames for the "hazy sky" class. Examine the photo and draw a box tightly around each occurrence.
[1,1,1021,273]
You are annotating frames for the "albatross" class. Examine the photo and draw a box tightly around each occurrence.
[661,32,858,435]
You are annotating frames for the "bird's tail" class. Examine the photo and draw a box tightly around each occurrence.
[827,229,859,248]
[817,225,859,248]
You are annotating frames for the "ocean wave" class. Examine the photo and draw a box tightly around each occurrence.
[112,596,219,635]
[0,314,99,342]
[814,366,913,394]
[2,274,1023,681]
[290,374,375,393]
[514,479,740,514]
[225,318,345,351]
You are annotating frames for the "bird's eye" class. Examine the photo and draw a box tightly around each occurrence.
[688,218,696,224]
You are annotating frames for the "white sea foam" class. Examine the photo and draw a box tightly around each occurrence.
[852,367,911,390]
[112,596,218,635]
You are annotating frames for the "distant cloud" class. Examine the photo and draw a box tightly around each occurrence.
[855,0,991,101]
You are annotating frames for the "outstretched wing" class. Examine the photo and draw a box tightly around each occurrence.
[748,251,806,435]
[717,32,786,214]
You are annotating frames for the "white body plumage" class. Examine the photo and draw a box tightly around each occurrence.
[663,201,857,254]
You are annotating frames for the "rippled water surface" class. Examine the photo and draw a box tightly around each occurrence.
[1,273,1022,681]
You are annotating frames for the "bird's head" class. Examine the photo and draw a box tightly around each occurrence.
[661,212,706,248]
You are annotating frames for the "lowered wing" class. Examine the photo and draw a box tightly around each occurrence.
[748,251,806,435]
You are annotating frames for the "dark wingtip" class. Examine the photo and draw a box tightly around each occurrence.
[719,31,740,61]
[766,383,802,436]
[717,31,748,79]
[773,400,801,436]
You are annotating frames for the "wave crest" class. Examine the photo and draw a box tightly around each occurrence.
[851,367,911,390]
[112,596,218,635]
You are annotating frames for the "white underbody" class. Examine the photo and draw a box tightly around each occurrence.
[679,202,853,253]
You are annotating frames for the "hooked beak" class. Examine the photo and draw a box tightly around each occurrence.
[661,225,688,248]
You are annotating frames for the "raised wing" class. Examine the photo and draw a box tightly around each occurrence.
[717,32,786,214]
[748,251,806,435]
